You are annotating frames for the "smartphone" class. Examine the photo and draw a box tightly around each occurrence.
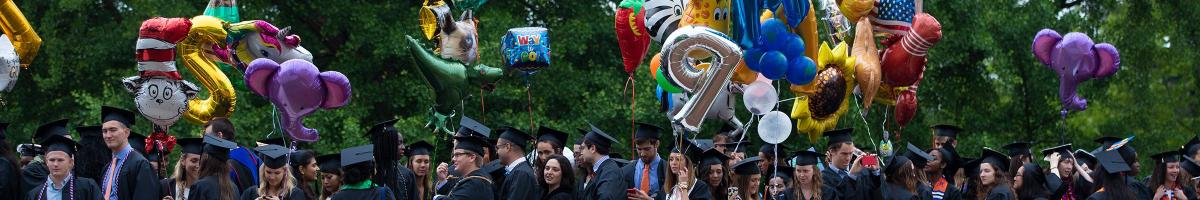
[626,189,639,195]
[862,154,878,166]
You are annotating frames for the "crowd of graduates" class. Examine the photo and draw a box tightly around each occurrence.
[0,106,1198,200]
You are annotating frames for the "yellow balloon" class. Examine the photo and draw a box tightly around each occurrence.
[419,0,450,41]
[840,0,875,22]
[0,0,40,69]
[791,42,856,142]
[680,0,730,33]
[731,60,756,84]
[179,16,237,125]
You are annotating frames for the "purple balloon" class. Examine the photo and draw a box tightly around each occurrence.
[1031,29,1120,112]
[245,58,352,142]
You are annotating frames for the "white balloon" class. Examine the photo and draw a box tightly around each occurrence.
[742,81,778,115]
[758,111,792,144]
[0,35,20,92]
[122,76,199,129]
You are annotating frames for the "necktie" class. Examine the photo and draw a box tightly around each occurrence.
[103,157,118,199]
[640,162,651,193]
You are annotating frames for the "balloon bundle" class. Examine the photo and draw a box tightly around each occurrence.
[0,0,41,95]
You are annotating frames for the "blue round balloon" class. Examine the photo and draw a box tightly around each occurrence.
[760,19,789,49]
[783,36,806,58]
[760,51,789,80]
[786,56,817,85]
[744,48,765,71]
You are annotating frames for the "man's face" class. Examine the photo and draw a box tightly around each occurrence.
[411,155,431,177]
[496,139,517,163]
[635,140,659,162]
[101,121,130,150]
[573,144,583,160]
[536,142,557,164]
[933,136,951,149]
[829,143,856,169]
[451,149,476,174]
[44,151,73,178]
[578,144,597,163]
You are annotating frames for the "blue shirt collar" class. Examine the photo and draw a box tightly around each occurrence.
[592,156,610,173]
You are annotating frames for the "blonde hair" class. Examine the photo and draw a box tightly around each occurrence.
[791,165,823,200]
[664,152,697,194]
[258,164,297,198]
[170,154,199,191]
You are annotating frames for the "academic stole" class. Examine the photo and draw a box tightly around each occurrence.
[37,175,76,200]
[932,176,948,200]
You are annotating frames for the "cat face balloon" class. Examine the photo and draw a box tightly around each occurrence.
[439,10,479,64]
[123,76,199,128]
[0,35,21,92]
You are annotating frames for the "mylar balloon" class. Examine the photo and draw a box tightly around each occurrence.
[501,27,551,73]
[179,16,238,125]
[869,0,916,35]
[418,0,451,41]
[893,87,917,127]
[644,0,688,42]
[781,0,809,27]
[406,35,504,133]
[0,1,41,69]
[615,0,650,74]
[791,42,856,142]
[0,35,19,92]
[745,18,814,85]
[226,20,314,70]
[881,13,940,87]
[244,58,352,142]
[851,17,882,112]
[1031,29,1120,112]
[129,17,202,130]
[742,81,777,115]
[439,10,480,64]
[758,111,792,144]
[680,0,731,33]
[659,26,743,132]
[730,0,760,48]
[202,0,239,22]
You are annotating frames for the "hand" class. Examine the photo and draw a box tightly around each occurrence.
[162,196,174,200]
[627,189,651,200]
[1176,188,1188,200]
[436,162,449,180]
[1154,186,1167,200]
[677,167,690,183]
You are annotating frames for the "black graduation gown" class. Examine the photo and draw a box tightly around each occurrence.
[780,185,840,200]
[435,165,461,195]
[440,168,496,200]
[102,150,161,200]
[1,157,21,200]
[189,175,242,200]
[622,157,666,200]
[239,185,307,200]
[582,159,628,200]
[160,178,178,199]
[820,167,879,200]
[21,160,48,198]
[1128,176,1151,200]
[984,184,1014,200]
[681,181,714,200]
[26,176,101,200]
[881,182,919,200]
[331,185,396,200]
[500,161,542,200]
[544,187,574,200]
[917,184,933,200]
[931,180,961,200]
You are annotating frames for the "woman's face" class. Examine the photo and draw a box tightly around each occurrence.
[544,159,563,186]
[1013,166,1024,189]
[1168,161,1181,182]
[669,153,685,172]
[265,166,287,186]
[1058,158,1075,178]
[303,158,319,181]
[980,163,997,186]
[706,164,724,187]
[322,173,341,193]
[768,177,786,197]
[183,153,201,179]
[926,150,943,172]
[747,174,762,194]
[412,155,431,177]
[796,165,815,184]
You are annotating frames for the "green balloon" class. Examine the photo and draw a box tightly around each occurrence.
[406,35,503,133]
[656,69,682,93]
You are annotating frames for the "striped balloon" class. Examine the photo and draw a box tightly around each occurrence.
[644,0,689,42]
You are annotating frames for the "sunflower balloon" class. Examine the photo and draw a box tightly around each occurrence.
[791,42,856,142]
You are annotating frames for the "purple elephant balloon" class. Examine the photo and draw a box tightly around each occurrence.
[245,58,352,142]
[1031,29,1120,112]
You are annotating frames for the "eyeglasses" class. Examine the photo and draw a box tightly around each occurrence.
[452,152,472,158]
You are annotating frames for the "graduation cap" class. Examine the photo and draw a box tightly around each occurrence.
[536,126,568,148]
[177,137,203,155]
[1185,135,1200,157]
[732,156,763,175]
[0,122,8,141]
[980,148,1011,173]
[904,143,934,169]
[1095,150,1131,174]
[256,144,291,168]
[1095,136,1137,163]
[257,137,287,147]
[670,139,704,162]
[1151,150,1182,164]
[1002,142,1032,157]
[1182,156,1200,179]
[792,149,825,166]
[34,119,69,142]
[612,157,632,168]
[366,119,399,137]
[406,141,433,156]
[718,123,739,135]
[40,134,78,156]
[75,126,102,140]
[694,139,715,150]
[498,126,534,151]
[721,140,750,153]
[1073,150,1097,168]
[884,154,911,175]
[823,128,853,147]
[1040,144,1073,159]
[963,157,982,178]
[937,145,961,179]
[931,124,963,138]
[769,164,794,182]
[760,143,789,157]
[583,123,617,149]
[101,106,135,127]
[700,148,730,167]
[202,134,237,161]
[454,136,488,156]
[340,144,375,167]
[317,154,341,174]
[457,116,491,138]
[634,123,663,141]
[128,132,148,156]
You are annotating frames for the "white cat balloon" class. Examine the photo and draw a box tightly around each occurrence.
[122,76,199,129]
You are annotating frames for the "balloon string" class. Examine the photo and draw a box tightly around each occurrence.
[1060,109,1068,144]
[624,76,637,153]
[480,87,486,115]
[526,85,535,132]
[732,116,757,153]
[851,94,879,153]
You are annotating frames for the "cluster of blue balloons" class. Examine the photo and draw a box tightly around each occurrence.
[744,18,816,85]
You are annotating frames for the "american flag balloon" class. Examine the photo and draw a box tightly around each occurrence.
[870,0,915,35]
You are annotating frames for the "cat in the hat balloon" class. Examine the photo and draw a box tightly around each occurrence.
[123,18,200,130]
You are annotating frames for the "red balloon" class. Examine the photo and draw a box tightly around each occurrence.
[893,88,918,128]
[616,4,651,74]
[881,13,941,86]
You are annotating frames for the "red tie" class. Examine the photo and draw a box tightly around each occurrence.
[640,162,651,193]
[103,157,117,199]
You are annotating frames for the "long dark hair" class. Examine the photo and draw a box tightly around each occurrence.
[1150,159,1193,192]
[0,136,19,194]
[1092,164,1135,199]
[887,159,919,193]
[976,163,1014,200]
[699,161,730,199]
[539,155,575,195]
[198,154,235,200]
[1016,163,1051,200]
[343,161,377,186]
[370,126,400,192]
[73,133,111,181]
[289,149,317,199]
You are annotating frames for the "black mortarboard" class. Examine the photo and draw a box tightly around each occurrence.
[634,123,663,141]
[0,122,8,141]
[792,149,825,166]
[583,123,617,149]
[612,158,631,168]
[128,132,147,155]
[1074,150,1097,168]
[671,139,704,162]
[499,126,534,151]
[256,144,291,168]
[980,148,1011,173]
[1186,135,1200,157]
[719,123,739,135]
[1096,150,1131,174]
[770,165,794,182]
[40,135,78,156]
[341,144,375,167]
[1002,142,1032,157]
[721,140,750,153]
[202,135,237,160]
[884,154,911,175]
[35,119,69,142]
[317,154,341,173]
[931,124,962,138]
[937,145,961,178]
[1095,136,1137,163]
[454,136,488,156]
[823,128,853,147]
[75,126,102,140]
[1151,150,1182,164]
[101,106,135,127]
[537,126,568,148]
[177,137,203,155]
[904,143,934,168]
[732,156,763,175]
[258,137,287,147]
[760,143,788,157]
[1040,144,1073,159]
[964,157,982,178]
[1182,156,1200,179]
[366,119,399,138]
[407,141,433,156]
[700,148,730,167]
[457,116,491,138]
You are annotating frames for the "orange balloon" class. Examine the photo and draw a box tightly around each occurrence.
[852,18,881,113]
[731,60,756,84]
[649,53,662,80]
